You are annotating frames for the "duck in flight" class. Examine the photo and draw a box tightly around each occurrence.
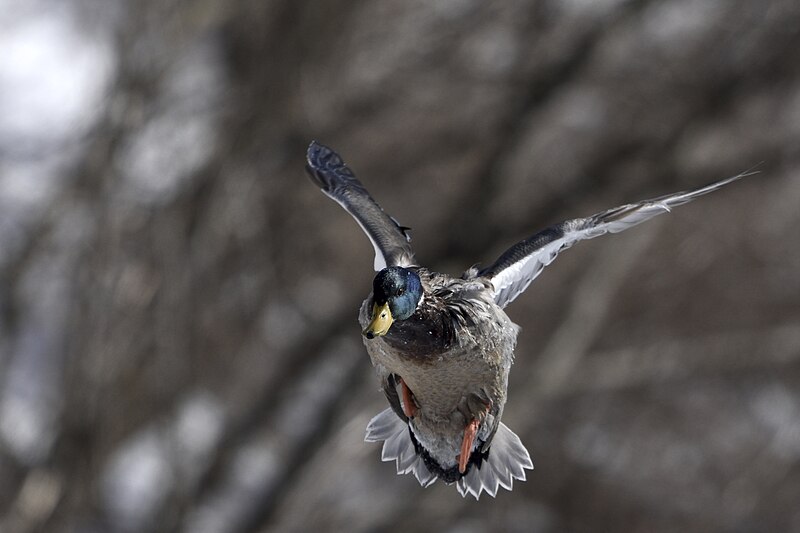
[305,141,753,499]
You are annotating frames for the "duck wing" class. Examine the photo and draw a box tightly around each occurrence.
[306,141,416,271]
[480,170,756,308]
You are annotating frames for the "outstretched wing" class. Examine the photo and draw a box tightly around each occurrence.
[480,170,757,308]
[306,141,416,270]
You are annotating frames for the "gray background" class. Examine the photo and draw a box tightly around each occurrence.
[1,1,799,532]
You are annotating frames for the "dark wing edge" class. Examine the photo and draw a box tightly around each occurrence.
[305,141,416,271]
[480,169,759,308]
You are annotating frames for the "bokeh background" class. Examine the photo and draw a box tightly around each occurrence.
[1,1,799,532]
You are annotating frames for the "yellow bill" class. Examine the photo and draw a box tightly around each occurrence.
[363,302,393,339]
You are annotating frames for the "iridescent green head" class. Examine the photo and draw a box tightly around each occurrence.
[363,267,423,339]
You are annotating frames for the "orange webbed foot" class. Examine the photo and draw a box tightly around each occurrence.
[458,418,481,474]
[398,377,417,419]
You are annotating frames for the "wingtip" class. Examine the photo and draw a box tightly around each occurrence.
[307,139,324,156]
[729,164,763,182]
[305,140,354,190]
[678,166,761,201]
[305,139,325,167]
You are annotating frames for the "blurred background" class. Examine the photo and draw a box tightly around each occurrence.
[1,0,799,532]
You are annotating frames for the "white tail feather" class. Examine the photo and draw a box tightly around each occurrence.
[365,408,533,499]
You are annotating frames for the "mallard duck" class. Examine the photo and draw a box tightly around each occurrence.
[305,141,752,499]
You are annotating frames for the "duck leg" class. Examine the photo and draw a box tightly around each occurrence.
[398,377,417,419]
[457,397,492,474]
[458,418,481,474]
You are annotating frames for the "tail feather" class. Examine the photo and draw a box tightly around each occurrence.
[412,456,437,487]
[456,422,533,499]
[365,408,533,499]
[364,408,401,442]
[366,408,436,487]
[396,440,418,474]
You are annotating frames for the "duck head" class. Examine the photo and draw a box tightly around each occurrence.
[364,267,423,339]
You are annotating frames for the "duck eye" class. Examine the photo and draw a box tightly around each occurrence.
[397,288,405,296]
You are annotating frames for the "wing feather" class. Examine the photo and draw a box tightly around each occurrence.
[306,141,416,270]
[481,170,757,308]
